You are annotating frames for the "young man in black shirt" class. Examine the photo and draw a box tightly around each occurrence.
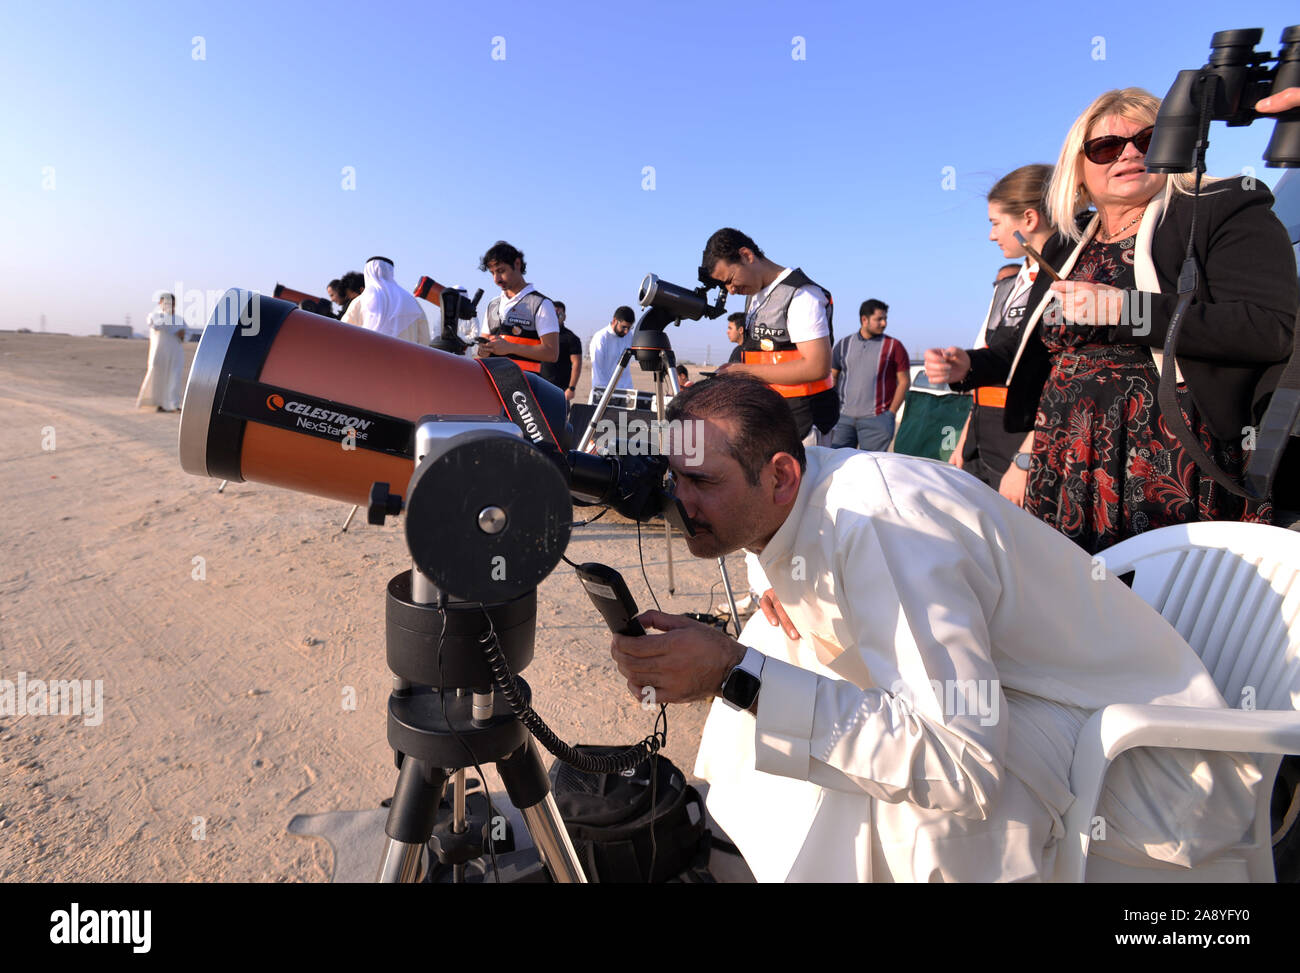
[539,300,584,402]
[726,311,745,365]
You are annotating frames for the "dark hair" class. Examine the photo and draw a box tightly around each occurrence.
[158,292,176,304]
[553,300,566,312]
[701,228,764,276]
[998,263,1020,275]
[859,299,888,319]
[613,306,635,324]
[676,364,689,380]
[300,297,333,315]
[342,271,364,295]
[665,373,804,486]
[727,312,746,327]
[479,241,525,274]
[327,278,343,294]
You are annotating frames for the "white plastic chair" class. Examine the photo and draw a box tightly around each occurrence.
[1054,522,1300,882]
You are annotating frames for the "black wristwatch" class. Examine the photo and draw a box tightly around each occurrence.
[567,386,576,392]
[1014,452,1032,471]
[720,645,764,712]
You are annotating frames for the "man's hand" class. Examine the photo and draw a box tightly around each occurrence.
[925,346,970,385]
[564,387,575,403]
[758,588,800,640]
[610,610,745,704]
[1256,87,1300,114]
[479,335,511,357]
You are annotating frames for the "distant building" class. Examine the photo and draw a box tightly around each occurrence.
[100,325,135,339]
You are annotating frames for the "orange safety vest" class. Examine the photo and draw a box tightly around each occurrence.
[973,385,1008,408]
[495,333,543,372]
[486,289,554,373]
[741,348,834,398]
[741,268,835,399]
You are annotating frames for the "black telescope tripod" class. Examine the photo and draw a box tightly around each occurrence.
[369,412,589,883]
[374,561,585,883]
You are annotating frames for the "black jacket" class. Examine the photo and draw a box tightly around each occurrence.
[959,181,1298,442]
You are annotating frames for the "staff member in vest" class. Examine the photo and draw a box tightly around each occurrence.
[477,240,559,373]
[703,228,837,440]
[925,88,1295,554]
[946,165,1058,490]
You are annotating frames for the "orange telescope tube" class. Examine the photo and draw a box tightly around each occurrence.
[179,290,563,506]
[272,283,328,306]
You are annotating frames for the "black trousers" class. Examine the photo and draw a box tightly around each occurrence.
[786,387,840,440]
[963,402,1023,488]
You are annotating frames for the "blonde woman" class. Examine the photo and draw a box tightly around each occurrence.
[928,88,1296,554]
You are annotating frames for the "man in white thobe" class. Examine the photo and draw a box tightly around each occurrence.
[342,256,430,346]
[135,293,186,411]
[610,374,1258,882]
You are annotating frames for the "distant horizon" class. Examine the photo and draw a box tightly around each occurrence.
[0,326,770,369]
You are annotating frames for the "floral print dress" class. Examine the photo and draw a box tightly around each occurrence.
[1024,235,1270,556]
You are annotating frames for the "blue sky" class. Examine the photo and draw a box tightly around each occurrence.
[3,1,1297,363]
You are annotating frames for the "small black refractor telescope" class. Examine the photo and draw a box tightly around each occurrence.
[619,269,730,384]
[635,267,728,333]
[1147,26,1300,171]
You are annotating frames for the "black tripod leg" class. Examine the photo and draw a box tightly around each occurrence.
[496,739,588,883]
[376,756,449,882]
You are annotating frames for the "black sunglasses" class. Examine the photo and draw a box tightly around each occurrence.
[1083,125,1154,165]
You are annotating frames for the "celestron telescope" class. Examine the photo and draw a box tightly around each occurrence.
[179,290,693,882]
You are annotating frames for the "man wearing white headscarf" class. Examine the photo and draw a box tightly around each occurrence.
[342,256,430,346]
[135,292,186,412]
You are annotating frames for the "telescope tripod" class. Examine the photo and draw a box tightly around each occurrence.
[375,566,585,883]
[576,330,744,630]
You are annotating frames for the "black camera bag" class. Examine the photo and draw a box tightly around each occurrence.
[548,747,711,882]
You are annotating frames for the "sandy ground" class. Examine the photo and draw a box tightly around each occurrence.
[0,331,744,882]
